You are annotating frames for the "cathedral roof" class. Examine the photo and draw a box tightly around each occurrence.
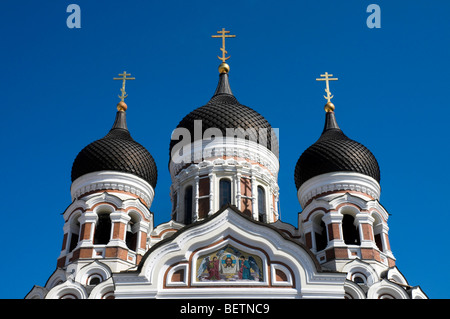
[294,108,380,189]
[168,70,279,159]
[71,104,158,188]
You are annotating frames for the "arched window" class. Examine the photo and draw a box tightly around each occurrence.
[257,186,266,222]
[87,275,102,286]
[94,213,111,245]
[343,214,360,245]
[219,179,231,208]
[68,215,81,253]
[315,219,327,251]
[353,275,366,285]
[125,214,140,251]
[184,186,193,224]
[372,214,384,252]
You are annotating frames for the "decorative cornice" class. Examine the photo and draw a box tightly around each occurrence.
[170,138,280,178]
[298,172,381,209]
[71,171,155,208]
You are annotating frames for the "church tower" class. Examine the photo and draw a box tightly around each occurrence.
[26,73,158,299]
[65,72,158,272]
[168,29,280,225]
[294,73,403,296]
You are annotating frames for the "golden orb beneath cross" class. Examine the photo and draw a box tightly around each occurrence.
[117,101,127,112]
[218,62,230,74]
[324,102,335,112]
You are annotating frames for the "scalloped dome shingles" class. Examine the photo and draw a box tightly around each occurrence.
[294,112,380,190]
[71,112,158,188]
[169,73,279,159]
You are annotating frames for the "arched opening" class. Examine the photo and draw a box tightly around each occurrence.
[219,178,231,208]
[126,213,140,251]
[184,185,193,225]
[352,274,367,285]
[257,186,266,222]
[87,275,102,286]
[372,213,384,252]
[313,216,327,251]
[94,213,112,245]
[68,214,81,253]
[343,214,360,245]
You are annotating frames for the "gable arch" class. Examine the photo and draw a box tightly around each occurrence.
[45,279,88,299]
[75,261,112,286]
[113,206,347,299]
[367,279,410,299]
[342,259,380,286]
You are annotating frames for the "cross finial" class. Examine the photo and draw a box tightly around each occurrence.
[211,28,236,63]
[316,72,338,104]
[113,71,135,102]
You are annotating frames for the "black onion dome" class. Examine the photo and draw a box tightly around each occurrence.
[169,72,279,159]
[71,110,158,188]
[294,111,380,189]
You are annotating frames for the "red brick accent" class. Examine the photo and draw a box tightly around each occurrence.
[105,247,128,260]
[326,247,348,260]
[384,233,391,251]
[198,198,209,219]
[241,197,252,216]
[361,223,374,241]
[388,257,396,267]
[80,223,92,240]
[328,223,341,241]
[361,248,380,261]
[275,269,287,282]
[198,177,210,196]
[79,248,93,259]
[171,269,185,282]
[305,232,312,249]
[57,256,66,268]
[240,177,252,197]
[112,222,125,240]
[61,233,68,251]
[139,231,147,250]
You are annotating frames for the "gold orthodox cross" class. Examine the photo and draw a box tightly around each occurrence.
[316,72,338,103]
[113,71,135,102]
[211,28,236,62]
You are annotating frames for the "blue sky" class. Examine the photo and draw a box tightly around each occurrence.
[0,0,448,299]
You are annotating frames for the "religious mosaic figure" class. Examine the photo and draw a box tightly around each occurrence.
[207,257,220,280]
[196,245,263,282]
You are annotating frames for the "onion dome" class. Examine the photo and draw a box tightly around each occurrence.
[294,102,380,190]
[71,101,158,188]
[169,63,279,159]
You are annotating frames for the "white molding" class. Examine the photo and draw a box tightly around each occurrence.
[298,172,381,209]
[170,138,279,178]
[71,171,155,208]
[367,278,410,299]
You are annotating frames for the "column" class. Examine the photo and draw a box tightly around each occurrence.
[193,176,199,222]
[236,172,242,210]
[355,213,376,249]
[322,212,344,246]
[109,211,130,249]
[78,212,97,247]
[208,172,215,216]
[251,175,258,220]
